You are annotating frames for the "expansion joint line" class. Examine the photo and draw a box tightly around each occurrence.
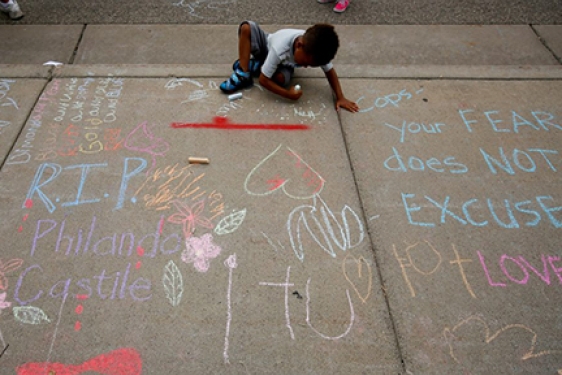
[334,98,407,373]
[530,24,562,65]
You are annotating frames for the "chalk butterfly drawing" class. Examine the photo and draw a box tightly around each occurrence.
[287,194,365,262]
[443,315,562,366]
[244,144,325,200]
[124,121,170,172]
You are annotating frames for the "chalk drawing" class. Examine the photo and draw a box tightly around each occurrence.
[181,90,210,103]
[16,347,142,375]
[45,293,68,368]
[74,295,86,332]
[287,194,365,262]
[172,116,310,131]
[223,254,237,364]
[259,266,295,340]
[214,209,247,235]
[342,254,373,303]
[443,315,562,364]
[0,293,10,313]
[305,278,354,340]
[171,0,236,18]
[124,121,170,173]
[163,260,184,307]
[165,78,203,90]
[12,306,51,325]
[0,259,24,290]
[261,231,285,253]
[0,293,10,343]
[0,327,5,350]
[245,144,325,199]
[357,88,421,113]
[392,240,443,298]
[181,233,222,272]
[168,199,214,240]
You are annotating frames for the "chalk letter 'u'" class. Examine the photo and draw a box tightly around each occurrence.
[305,278,354,340]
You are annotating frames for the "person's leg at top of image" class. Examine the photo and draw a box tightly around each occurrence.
[0,0,24,20]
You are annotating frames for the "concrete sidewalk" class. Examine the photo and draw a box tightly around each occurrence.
[0,25,561,375]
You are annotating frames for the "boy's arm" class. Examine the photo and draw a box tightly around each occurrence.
[324,68,359,112]
[259,73,302,101]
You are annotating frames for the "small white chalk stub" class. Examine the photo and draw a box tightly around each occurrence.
[294,84,301,91]
[228,93,243,101]
[188,157,210,164]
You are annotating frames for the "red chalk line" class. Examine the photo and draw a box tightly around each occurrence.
[171,116,310,131]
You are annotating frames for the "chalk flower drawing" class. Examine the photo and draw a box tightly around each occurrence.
[168,199,214,239]
[0,292,11,312]
[181,233,222,272]
[13,306,51,324]
[0,258,24,290]
[163,260,184,307]
[214,209,247,235]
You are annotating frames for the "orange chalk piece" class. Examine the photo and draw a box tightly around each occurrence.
[188,157,210,164]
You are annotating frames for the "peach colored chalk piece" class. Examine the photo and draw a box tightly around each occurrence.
[188,157,210,164]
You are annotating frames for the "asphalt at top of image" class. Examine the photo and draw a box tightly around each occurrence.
[1,0,561,25]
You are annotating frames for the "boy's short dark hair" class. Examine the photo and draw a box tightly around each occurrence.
[302,24,339,66]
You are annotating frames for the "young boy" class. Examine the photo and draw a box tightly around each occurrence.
[220,21,359,113]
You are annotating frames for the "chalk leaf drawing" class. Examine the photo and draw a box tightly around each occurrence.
[124,121,170,171]
[443,315,561,365]
[168,199,214,239]
[288,194,365,262]
[0,292,11,311]
[244,144,325,200]
[214,209,247,235]
[13,306,51,324]
[181,233,222,272]
[342,254,373,303]
[0,258,24,290]
[16,347,142,375]
[163,260,184,307]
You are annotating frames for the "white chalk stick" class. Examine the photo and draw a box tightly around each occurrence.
[228,93,243,101]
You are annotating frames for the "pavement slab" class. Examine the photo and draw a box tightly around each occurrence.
[340,79,562,374]
[0,76,402,374]
[0,25,84,65]
[72,25,559,66]
[534,25,562,63]
[0,78,47,165]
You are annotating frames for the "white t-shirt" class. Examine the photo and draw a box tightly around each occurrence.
[261,29,334,79]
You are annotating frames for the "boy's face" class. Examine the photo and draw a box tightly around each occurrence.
[294,40,319,68]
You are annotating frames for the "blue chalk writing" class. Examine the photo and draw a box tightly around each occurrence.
[402,193,562,228]
[480,147,558,175]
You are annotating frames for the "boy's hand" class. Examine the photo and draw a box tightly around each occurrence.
[336,97,359,112]
[287,85,303,101]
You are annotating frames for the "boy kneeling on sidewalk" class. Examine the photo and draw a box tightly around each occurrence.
[220,21,359,113]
